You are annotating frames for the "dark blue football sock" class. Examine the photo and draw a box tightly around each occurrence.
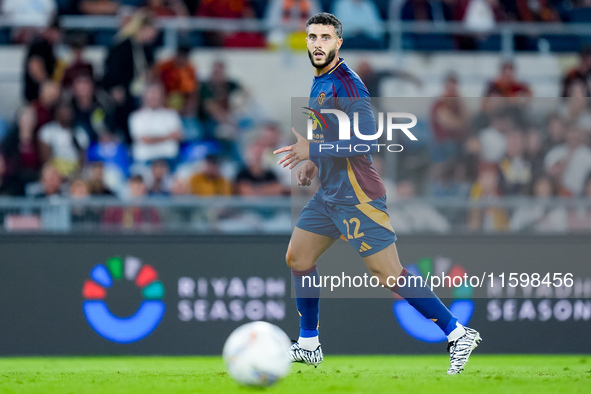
[392,268,458,336]
[292,265,320,338]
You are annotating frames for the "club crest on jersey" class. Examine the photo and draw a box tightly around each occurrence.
[303,107,327,133]
[317,92,326,106]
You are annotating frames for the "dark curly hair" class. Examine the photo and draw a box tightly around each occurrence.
[305,13,343,38]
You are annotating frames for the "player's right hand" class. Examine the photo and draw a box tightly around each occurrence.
[296,161,318,186]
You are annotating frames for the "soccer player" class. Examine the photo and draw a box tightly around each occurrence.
[274,13,481,375]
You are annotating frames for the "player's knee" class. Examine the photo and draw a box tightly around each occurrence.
[287,251,314,272]
[285,243,293,268]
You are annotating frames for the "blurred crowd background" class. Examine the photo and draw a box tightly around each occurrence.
[0,0,590,233]
[3,0,591,50]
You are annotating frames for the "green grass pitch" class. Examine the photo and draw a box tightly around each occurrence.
[0,355,589,393]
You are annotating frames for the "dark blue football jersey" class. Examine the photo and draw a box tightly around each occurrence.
[307,58,386,205]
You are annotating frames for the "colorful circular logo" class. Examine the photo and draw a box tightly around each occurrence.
[392,257,475,343]
[82,256,165,344]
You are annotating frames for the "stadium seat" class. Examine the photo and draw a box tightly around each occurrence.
[402,33,455,51]
[120,0,146,7]
[372,0,390,20]
[90,30,118,46]
[0,28,10,45]
[569,8,591,22]
[0,117,8,142]
[55,0,76,15]
[320,0,333,12]
[477,35,502,51]
[541,35,582,53]
[341,34,385,50]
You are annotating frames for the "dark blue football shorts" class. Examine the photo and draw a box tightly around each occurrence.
[295,193,397,257]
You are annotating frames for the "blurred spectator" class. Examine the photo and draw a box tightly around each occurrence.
[483,61,532,98]
[389,180,451,233]
[333,0,385,49]
[394,114,432,192]
[32,81,61,131]
[200,61,242,140]
[180,0,198,14]
[102,10,158,98]
[498,129,532,195]
[265,0,321,49]
[541,113,566,155]
[39,101,90,178]
[456,0,505,30]
[102,175,161,230]
[355,61,422,98]
[509,176,567,233]
[86,132,131,190]
[478,109,515,163]
[129,83,184,165]
[189,154,233,196]
[76,0,119,15]
[147,159,173,196]
[452,0,506,49]
[480,86,507,118]
[34,163,64,198]
[23,20,61,102]
[197,0,265,47]
[197,0,252,17]
[468,163,509,232]
[463,136,483,182]
[146,0,189,16]
[566,174,591,231]
[1,106,42,187]
[514,0,560,21]
[544,125,591,196]
[259,122,291,193]
[524,126,545,179]
[108,85,137,145]
[501,0,560,22]
[69,178,102,225]
[430,72,468,162]
[561,46,591,97]
[61,36,94,90]
[171,177,190,196]
[68,74,114,143]
[0,153,24,196]
[1,0,56,31]
[86,162,115,196]
[560,80,591,129]
[153,45,198,115]
[235,142,282,196]
[69,178,88,197]
[428,160,470,199]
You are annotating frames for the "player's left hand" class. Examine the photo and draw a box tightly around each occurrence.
[273,128,310,169]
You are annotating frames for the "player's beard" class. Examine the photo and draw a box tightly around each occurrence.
[308,47,337,70]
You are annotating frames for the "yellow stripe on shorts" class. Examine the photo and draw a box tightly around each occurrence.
[355,202,395,233]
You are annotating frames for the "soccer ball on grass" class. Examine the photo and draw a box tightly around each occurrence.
[222,321,292,387]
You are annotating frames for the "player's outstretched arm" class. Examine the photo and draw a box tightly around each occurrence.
[274,128,310,169]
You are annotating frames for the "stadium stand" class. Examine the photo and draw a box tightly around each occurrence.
[0,2,589,234]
